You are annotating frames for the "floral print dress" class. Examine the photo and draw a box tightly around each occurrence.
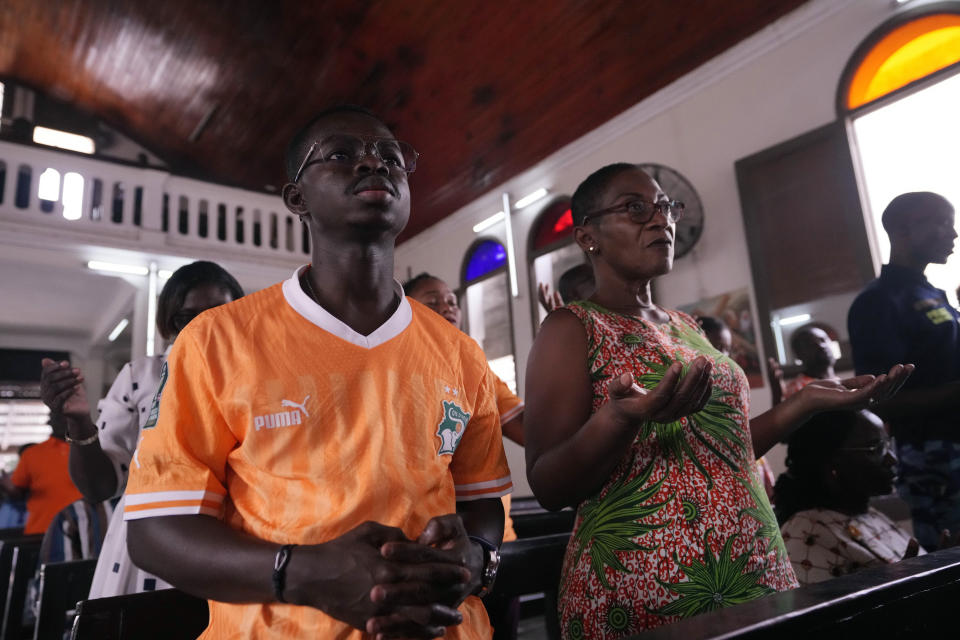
[558,302,798,638]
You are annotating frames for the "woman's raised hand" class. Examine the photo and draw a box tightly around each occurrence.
[797,364,914,413]
[606,356,713,427]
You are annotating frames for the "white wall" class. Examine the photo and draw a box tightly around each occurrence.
[395,0,931,497]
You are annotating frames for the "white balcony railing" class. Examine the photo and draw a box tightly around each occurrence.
[0,140,308,264]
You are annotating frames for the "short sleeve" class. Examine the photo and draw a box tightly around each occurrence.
[782,512,844,585]
[9,450,31,489]
[848,291,908,376]
[124,331,236,521]
[451,362,512,502]
[492,374,523,424]
[95,362,141,497]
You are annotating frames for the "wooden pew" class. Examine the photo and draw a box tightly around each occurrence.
[495,532,570,640]
[0,536,41,630]
[71,589,207,640]
[0,537,42,640]
[32,559,96,640]
[638,546,960,639]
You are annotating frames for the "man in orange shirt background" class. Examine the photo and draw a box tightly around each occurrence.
[0,411,82,535]
[125,106,511,640]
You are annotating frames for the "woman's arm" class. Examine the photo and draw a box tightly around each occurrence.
[41,359,121,502]
[750,365,913,457]
[524,310,713,510]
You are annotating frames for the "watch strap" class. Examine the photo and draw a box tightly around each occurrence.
[272,544,296,603]
[468,536,500,598]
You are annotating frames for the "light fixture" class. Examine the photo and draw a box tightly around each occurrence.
[108,318,129,342]
[158,269,173,280]
[33,126,95,154]
[778,313,812,327]
[514,188,548,209]
[472,211,505,233]
[87,260,149,276]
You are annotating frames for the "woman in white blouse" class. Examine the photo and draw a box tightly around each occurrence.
[40,261,243,597]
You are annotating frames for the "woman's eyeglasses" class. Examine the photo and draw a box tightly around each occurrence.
[583,199,684,226]
[294,135,419,182]
[839,439,893,456]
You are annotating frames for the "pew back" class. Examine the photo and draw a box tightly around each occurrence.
[33,559,96,640]
[71,589,208,640]
[0,538,42,640]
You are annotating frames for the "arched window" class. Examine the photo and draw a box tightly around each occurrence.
[840,12,960,111]
[461,238,517,393]
[842,5,960,307]
[527,197,587,327]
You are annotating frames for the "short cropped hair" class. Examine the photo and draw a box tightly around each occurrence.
[697,316,728,336]
[571,163,638,227]
[402,272,440,296]
[156,261,244,340]
[774,410,859,523]
[557,263,594,302]
[881,191,953,233]
[284,105,389,182]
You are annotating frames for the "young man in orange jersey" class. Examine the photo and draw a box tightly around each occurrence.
[125,106,511,640]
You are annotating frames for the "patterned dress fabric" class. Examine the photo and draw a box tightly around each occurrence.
[558,302,798,638]
[781,506,922,585]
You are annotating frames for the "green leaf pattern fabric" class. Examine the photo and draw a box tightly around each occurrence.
[557,303,798,638]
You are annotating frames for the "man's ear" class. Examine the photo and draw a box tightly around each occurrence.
[282,183,308,217]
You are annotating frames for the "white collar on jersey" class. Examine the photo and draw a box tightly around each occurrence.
[282,265,412,349]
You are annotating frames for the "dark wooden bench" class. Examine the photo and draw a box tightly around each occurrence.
[638,546,960,639]
[0,536,41,628]
[71,589,208,640]
[32,559,96,640]
[0,537,42,640]
[495,532,570,640]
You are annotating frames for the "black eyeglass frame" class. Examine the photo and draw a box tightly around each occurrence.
[837,439,894,455]
[582,199,685,226]
[294,135,419,183]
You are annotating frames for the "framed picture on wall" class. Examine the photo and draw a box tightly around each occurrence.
[678,287,763,388]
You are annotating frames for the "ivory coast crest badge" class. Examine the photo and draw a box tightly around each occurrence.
[437,400,471,455]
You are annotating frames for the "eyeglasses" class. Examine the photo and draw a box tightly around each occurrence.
[838,439,893,456]
[583,199,685,226]
[294,134,419,182]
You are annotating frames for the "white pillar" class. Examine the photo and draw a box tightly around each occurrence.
[131,282,149,361]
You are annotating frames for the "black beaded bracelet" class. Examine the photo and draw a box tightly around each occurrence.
[272,544,297,603]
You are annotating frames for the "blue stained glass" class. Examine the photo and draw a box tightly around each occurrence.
[464,240,507,282]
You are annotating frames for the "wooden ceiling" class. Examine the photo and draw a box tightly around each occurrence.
[0,0,808,240]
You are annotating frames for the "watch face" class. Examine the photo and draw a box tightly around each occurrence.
[637,163,704,259]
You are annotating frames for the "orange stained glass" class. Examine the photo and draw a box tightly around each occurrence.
[847,14,960,110]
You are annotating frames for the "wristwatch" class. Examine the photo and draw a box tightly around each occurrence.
[468,536,501,598]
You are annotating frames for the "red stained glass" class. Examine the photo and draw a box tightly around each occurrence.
[531,198,573,252]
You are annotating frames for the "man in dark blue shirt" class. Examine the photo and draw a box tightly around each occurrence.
[849,191,960,549]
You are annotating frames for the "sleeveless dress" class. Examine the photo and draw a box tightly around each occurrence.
[558,302,798,638]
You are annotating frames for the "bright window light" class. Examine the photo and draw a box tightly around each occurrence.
[778,313,812,327]
[515,187,549,209]
[108,318,129,342]
[38,168,60,201]
[853,71,960,307]
[87,260,149,276]
[158,269,173,280]
[472,211,505,233]
[33,126,95,154]
[62,172,84,220]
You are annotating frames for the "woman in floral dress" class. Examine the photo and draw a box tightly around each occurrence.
[524,163,912,638]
